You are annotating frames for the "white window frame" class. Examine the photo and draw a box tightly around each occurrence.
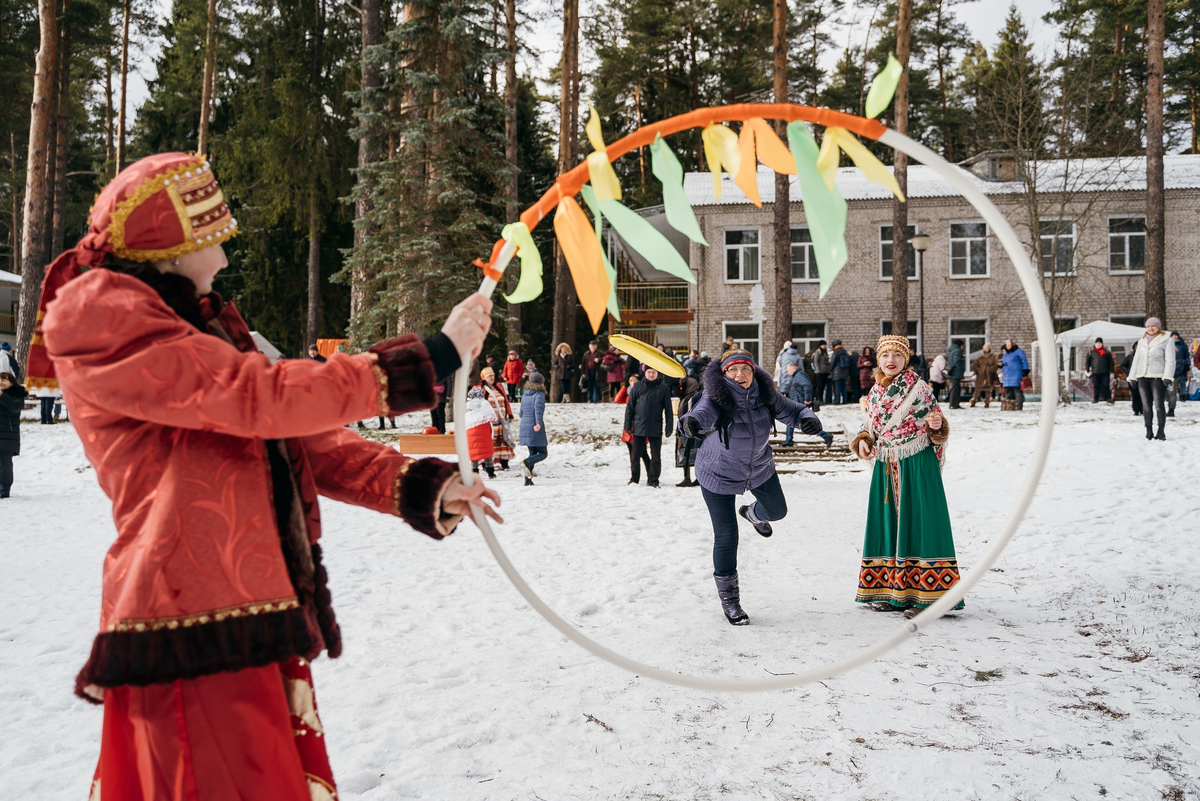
[790,226,818,283]
[1039,219,1077,277]
[1108,313,1145,327]
[723,321,762,364]
[880,318,921,357]
[1107,215,1147,275]
[948,317,989,365]
[790,321,828,355]
[948,220,990,279]
[879,224,918,282]
[723,228,762,284]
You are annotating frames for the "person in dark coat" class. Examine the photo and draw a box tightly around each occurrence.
[675,373,701,487]
[1121,343,1142,416]
[306,345,327,363]
[0,371,28,498]
[623,353,642,383]
[857,346,877,397]
[829,341,852,404]
[945,342,966,409]
[623,367,674,487]
[810,341,832,405]
[1086,338,1115,404]
[1170,332,1189,413]
[551,343,576,403]
[679,350,832,625]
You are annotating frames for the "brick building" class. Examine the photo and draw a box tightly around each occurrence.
[612,152,1200,376]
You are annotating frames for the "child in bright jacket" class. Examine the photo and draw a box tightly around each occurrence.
[28,152,501,801]
[465,386,498,478]
[850,335,962,614]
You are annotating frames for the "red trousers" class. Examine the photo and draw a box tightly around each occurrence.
[89,659,336,800]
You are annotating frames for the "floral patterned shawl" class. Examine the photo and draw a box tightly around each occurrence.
[862,369,945,465]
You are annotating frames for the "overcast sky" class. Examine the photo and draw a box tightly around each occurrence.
[128,0,1060,130]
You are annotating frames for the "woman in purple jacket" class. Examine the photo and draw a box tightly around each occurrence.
[679,350,831,625]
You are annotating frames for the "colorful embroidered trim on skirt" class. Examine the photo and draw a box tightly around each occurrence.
[855,556,964,609]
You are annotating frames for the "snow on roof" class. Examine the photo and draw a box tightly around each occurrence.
[683,154,1200,207]
[0,269,20,285]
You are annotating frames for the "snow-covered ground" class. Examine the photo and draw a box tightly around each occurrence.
[5,400,1199,800]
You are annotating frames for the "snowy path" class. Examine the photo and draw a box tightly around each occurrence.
[4,402,1199,800]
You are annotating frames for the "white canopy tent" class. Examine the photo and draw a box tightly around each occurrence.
[1040,320,1145,394]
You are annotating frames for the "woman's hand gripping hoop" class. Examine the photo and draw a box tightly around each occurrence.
[452,113,1058,692]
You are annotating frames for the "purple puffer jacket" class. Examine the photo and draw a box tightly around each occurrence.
[679,360,822,495]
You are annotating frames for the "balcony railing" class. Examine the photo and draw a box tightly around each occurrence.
[0,312,14,335]
[616,282,689,311]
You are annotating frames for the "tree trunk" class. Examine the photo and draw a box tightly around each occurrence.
[1145,0,1166,325]
[351,0,380,328]
[891,0,912,341]
[116,0,130,173]
[44,43,57,262]
[772,0,791,357]
[9,133,20,275]
[503,0,521,351]
[198,0,218,154]
[307,190,321,348]
[17,0,57,370]
[550,0,579,389]
[51,3,71,259]
[104,51,113,163]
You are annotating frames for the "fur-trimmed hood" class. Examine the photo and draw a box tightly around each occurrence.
[702,358,781,417]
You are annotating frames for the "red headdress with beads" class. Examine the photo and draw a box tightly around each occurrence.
[25,152,237,390]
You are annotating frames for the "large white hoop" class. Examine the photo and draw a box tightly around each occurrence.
[450,128,1058,692]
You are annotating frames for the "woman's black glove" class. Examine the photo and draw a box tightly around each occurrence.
[799,417,822,436]
[680,417,702,439]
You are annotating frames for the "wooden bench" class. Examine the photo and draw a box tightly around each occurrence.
[394,434,457,455]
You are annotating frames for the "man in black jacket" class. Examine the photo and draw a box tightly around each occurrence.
[946,342,965,409]
[1086,338,1114,404]
[623,367,674,487]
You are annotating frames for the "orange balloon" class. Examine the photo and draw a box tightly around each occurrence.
[553,197,612,333]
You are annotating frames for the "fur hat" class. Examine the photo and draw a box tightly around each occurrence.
[876,335,911,362]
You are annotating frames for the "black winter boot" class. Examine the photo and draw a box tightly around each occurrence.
[522,460,534,486]
[738,503,773,537]
[714,572,749,625]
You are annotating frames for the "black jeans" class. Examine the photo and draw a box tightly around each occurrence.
[430,402,447,434]
[0,450,12,494]
[1091,373,1111,402]
[558,379,572,400]
[39,397,54,424]
[630,436,662,484]
[700,472,788,575]
[813,374,829,406]
[948,378,962,408]
[1138,378,1166,434]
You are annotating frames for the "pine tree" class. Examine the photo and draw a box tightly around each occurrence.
[345,0,508,345]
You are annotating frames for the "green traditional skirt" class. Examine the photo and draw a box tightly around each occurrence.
[856,445,964,610]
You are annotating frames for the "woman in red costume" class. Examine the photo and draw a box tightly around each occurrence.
[25,152,501,801]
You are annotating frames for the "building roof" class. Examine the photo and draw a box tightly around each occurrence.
[683,154,1200,206]
[0,269,20,285]
[605,209,695,282]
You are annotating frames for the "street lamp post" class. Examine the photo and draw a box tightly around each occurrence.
[910,233,931,356]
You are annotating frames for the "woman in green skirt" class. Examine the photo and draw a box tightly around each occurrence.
[850,335,962,617]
